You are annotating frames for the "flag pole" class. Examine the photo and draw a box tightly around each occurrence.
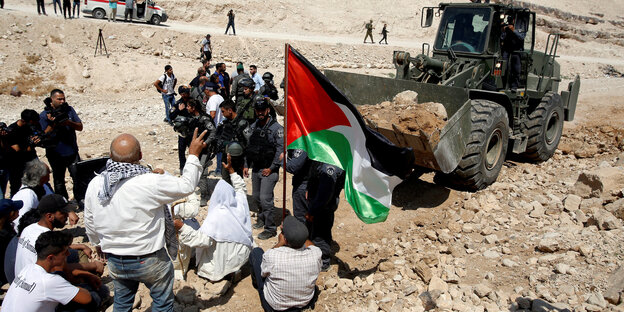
[282,43,289,224]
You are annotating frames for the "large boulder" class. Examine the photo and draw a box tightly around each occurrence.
[574,167,624,198]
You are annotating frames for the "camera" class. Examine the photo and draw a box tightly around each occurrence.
[50,107,70,125]
[0,122,8,135]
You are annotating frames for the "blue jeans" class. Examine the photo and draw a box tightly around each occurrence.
[162,94,175,122]
[215,152,223,173]
[106,248,174,312]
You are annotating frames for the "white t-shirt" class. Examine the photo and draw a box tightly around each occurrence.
[11,187,39,233]
[2,263,79,312]
[201,38,211,52]
[207,94,225,125]
[159,73,176,95]
[14,223,50,279]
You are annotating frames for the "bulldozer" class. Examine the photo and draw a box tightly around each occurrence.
[324,2,581,190]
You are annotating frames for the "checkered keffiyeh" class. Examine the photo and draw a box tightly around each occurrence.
[98,159,178,258]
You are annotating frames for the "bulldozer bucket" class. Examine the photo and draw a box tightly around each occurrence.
[324,69,472,173]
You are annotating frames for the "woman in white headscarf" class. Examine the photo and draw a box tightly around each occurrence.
[174,155,252,281]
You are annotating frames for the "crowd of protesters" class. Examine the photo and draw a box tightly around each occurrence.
[0,27,344,311]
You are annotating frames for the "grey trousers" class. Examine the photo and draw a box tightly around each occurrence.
[252,170,279,232]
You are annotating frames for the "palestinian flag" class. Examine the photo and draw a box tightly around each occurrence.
[286,45,414,224]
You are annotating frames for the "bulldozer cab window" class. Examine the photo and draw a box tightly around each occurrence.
[434,7,491,54]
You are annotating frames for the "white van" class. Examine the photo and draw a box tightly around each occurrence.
[82,0,168,25]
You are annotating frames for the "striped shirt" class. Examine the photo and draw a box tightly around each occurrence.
[261,245,322,310]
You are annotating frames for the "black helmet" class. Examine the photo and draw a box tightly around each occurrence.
[262,72,274,81]
[239,78,254,89]
[254,96,270,110]
[172,116,190,137]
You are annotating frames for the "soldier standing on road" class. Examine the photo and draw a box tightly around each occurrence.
[245,98,284,240]
[379,23,389,44]
[306,161,345,271]
[225,9,236,35]
[364,19,374,44]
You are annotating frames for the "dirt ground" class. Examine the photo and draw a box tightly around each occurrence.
[1,0,624,311]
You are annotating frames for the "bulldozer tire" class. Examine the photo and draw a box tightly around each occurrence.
[522,92,564,162]
[451,100,509,191]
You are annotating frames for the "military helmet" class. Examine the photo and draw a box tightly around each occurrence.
[239,78,255,89]
[253,95,270,110]
[262,72,274,81]
[226,142,244,157]
[172,116,190,137]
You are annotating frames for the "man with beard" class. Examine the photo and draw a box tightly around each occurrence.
[39,89,83,201]
[215,63,231,99]
[245,98,284,240]
[13,194,99,279]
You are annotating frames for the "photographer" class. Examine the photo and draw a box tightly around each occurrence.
[173,99,217,206]
[5,109,42,197]
[39,89,83,201]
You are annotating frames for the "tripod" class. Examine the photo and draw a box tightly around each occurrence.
[94,29,109,57]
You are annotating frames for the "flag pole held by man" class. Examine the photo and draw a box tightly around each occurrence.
[284,44,414,224]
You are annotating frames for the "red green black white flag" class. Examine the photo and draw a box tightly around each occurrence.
[285,45,414,224]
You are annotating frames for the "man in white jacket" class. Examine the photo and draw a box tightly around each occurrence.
[174,153,253,282]
[84,128,208,312]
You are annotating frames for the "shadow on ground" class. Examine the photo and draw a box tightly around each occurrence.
[392,173,451,210]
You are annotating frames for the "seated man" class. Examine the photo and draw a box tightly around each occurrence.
[249,216,322,312]
[174,154,252,282]
[3,231,93,311]
[14,194,100,279]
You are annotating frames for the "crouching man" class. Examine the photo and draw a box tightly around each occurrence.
[3,231,93,311]
[249,216,321,312]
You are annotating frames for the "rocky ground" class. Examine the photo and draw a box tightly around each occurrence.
[1,0,624,311]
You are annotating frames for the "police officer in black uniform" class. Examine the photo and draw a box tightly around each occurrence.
[170,86,193,173]
[216,100,251,184]
[180,99,217,206]
[258,72,279,101]
[285,149,312,223]
[245,98,284,240]
[306,161,345,271]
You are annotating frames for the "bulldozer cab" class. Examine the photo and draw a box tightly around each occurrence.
[434,7,491,54]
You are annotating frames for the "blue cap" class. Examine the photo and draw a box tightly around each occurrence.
[0,199,23,215]
[202,82,219,93]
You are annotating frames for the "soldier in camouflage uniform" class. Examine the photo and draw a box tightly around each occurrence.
[364,19,374,43]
